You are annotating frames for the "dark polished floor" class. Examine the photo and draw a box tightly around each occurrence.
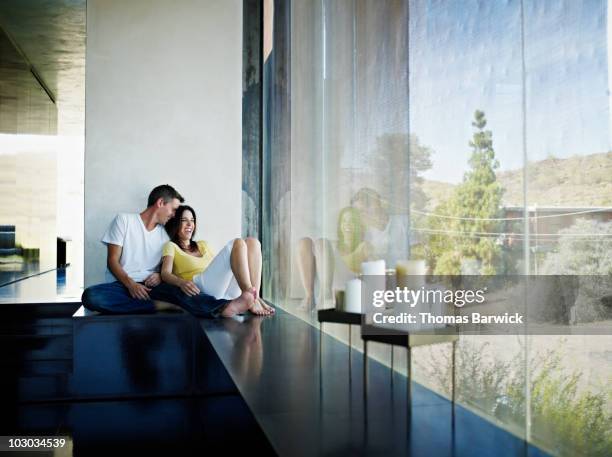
[2,275,550,456]
[1,301,275,456]
[203,309,549,457]
[5,396,274,456]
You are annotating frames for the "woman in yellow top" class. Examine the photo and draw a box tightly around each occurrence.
[160,205,274,316]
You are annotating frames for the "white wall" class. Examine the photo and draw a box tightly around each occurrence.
[85,0,242,285]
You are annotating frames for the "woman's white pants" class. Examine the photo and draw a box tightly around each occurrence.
[193,240,243,300]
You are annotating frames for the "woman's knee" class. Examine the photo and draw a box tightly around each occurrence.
[298,237,314,253]
[245,237,261,251]
[231,238,246,252]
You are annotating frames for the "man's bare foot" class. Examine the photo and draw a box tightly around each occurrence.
[221,291,254,317]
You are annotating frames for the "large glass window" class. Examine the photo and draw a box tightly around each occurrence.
[262,1,611,455]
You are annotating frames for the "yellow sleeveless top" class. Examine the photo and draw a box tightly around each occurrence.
[161,240,214,281]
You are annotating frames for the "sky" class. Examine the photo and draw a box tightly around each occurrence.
[407,0,610,183]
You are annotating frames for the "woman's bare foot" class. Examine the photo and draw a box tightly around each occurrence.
[257,297,275,314]
[249,299,268,315]
[249,297,275,316]
[250,287,258,300]
[221,291,254,317]
[249,288,274,315]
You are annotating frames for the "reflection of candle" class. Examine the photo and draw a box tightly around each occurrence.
[335,290,345,311]
[361,260,386,276]
[396,260,426,289]
[396,259,426,276]
[345,279,362,313]
[362,260,386,311]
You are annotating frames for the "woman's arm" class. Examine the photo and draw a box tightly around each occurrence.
[161,255,201,296]
[340,241,373,273]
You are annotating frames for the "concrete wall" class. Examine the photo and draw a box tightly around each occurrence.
[85,0,242,285]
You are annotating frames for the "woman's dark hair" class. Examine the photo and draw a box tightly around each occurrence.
[165,205,198,252]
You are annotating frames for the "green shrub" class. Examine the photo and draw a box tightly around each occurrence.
[416,340,611,456]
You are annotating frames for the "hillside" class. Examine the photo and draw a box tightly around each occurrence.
[498,152,612,207]
[420,152,612,209]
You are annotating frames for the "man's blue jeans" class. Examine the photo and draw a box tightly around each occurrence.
[81,281,231,318]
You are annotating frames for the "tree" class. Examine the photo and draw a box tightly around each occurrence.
[369,133,433,213]
[540,218,612,322]
[427,110,503,275]
[369,133,434,259]
[541,219,612,276]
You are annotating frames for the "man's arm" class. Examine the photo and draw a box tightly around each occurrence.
[107,243,151,300]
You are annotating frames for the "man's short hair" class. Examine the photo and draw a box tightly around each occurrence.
[147,185,184,207]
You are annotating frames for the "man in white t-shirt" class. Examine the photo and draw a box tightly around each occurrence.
[81,185,249,317]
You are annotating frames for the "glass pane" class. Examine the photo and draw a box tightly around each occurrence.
[262,1,611,455]
[409,0,526,439]
[524,1,612,455]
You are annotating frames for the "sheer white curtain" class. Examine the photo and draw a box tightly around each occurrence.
[288,0,410,302]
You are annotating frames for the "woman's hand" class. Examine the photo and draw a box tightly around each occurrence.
[143,272,161,288]
[179,280,201,296]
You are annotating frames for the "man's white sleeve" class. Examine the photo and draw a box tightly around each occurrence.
[101,214,127,247]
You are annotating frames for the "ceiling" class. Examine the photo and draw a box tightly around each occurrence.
[0,0,85,136]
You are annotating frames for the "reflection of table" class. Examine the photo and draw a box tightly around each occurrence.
[361,325,459,410]
[317,309,364,381]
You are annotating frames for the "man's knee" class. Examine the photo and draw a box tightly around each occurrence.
[81,282,154,314]
[81,288,92,306]
[81,285,104,311]
[81,287,96,307]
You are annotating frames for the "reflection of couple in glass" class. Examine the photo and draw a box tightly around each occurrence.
[82,185,274,317]
[297,188,395,310]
